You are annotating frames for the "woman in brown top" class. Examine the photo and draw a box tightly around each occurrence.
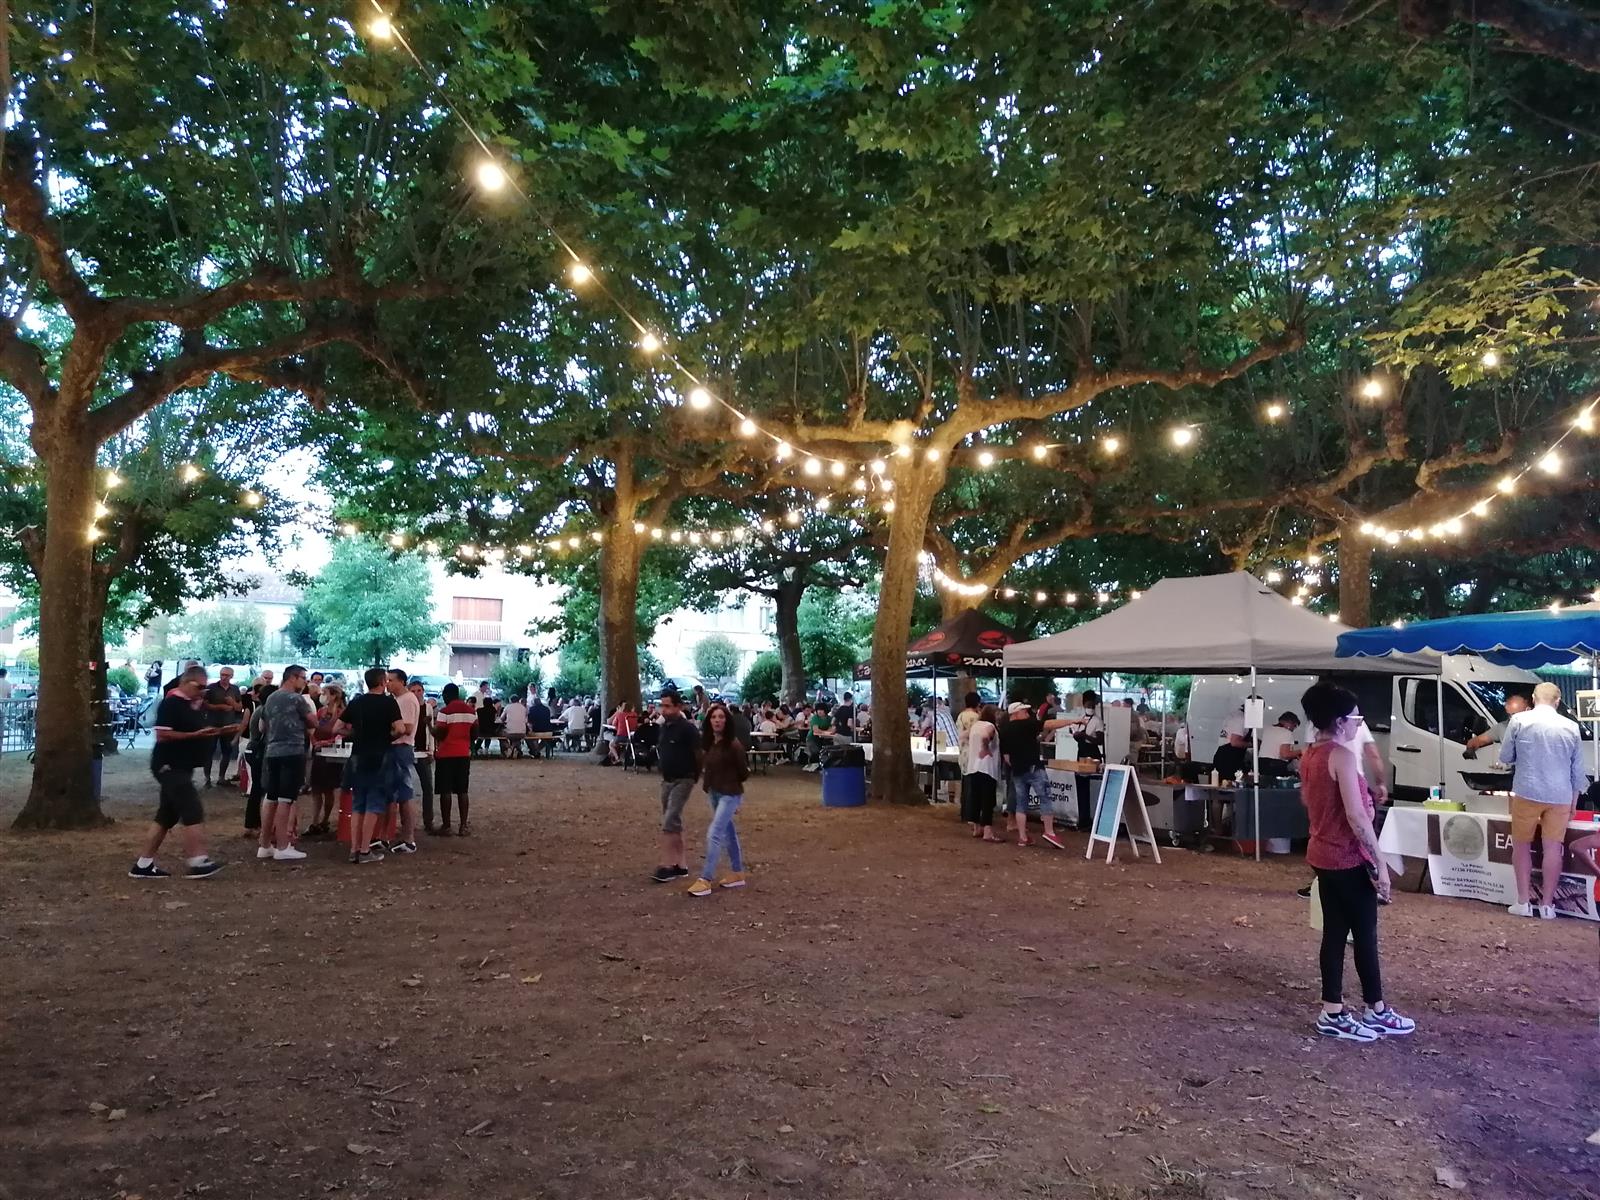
[689,701,750,897]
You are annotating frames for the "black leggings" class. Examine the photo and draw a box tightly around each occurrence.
[1315,865,1382,1006]
[962,773,997,826]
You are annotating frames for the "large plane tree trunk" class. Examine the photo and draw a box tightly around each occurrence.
[774,572,807,706]
[1338,522,1372,628]
[597,518,644,715]
[869,453,947,803]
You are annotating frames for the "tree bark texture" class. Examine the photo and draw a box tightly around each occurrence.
[1337,522,1373,629]
[774,573,807,706]
[869,456,947,803]
[597,519,644,715]
[15,434,104,829]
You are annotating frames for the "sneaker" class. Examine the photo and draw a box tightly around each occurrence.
[1538,905,1557,920]
[1360,1005,1417,1037]
[255,846,276,860]
[671,865,691,878]
[1042,832,1066,850]
[273,847,307,862]
[1316,1009,1379,1042]
[651,866,678,884]
[1507,902,1536,918]
[687,877,714,897]
[185,860,225,879]
[127,862,171,879]
[719,872,747,889]
[390,842,417,855]
[1296,884,1314,899]
[203,776,213,789]
[370,840,389,854]
[354,850,384,864]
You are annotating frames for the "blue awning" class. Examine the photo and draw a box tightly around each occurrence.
[1336,608,1600,669]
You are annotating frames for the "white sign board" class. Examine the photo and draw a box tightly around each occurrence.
[1085,764,1162,865]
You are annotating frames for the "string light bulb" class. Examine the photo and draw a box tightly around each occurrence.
[632,521,646,534]
[638,331,662,354]
[926,447,942,462]
[815,497,831,511]
[367,12,394,41]
[1031,444,1049,460]
[1265,570,1283,584]
[242,490,262,507]
[1359,522,1375,536]
[1471,500,1490,518]
[1065,592,1079,604]
[802,457,823,477]
[459,544,477,558]
[869,459,886,475]
[1481,349,1501,369]
[1035,591,1048,604]
[388,533,406,548]
[669,531,683,544]
[1170,426,1196,448]
[1497,475,1517,494]
[829,460,846,479]
[651,528,664,540]
[1445,517,1464,535]
[851,476,868,492]
[179,463,202,483]
[1264,402,1286,421]
[1096,592,1110,605]
[105,471,122,489]
[1359,378,1384,400]
[1575,409,1596,433]
[1102,436,1121,455]
[475,160,509,192]
[1539,450,1562,475]
[785,509,802,526]
[86,524,102,542]
[93,501,109,519]
[882,500,896,513]
[340,522,358,537]
[774,441,791,462]
[687,387,712,410]
[977,449,995,468]
[738,418,758,437]
[568,262,592,286]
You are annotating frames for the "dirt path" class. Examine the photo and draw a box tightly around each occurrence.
[0,750,1595,1200]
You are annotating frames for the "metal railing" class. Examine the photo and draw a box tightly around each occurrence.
[0,695,155,757]
[449,620,503,644]
[0,697,37,755]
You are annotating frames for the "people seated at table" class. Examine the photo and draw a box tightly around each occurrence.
[500,695,528,757]
[805,704,834,766]
[562,698,589,750]
[606,701,639,765]
[526,692,555,756]
[474,696,501,757]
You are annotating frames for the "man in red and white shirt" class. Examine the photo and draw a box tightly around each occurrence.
[433,682,477,836]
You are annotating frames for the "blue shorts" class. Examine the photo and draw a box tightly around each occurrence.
[348,757,391,815]
[388,745,416,804]
[1007,765,1050,814]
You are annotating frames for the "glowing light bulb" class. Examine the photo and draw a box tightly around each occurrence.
[926,447,942,462]
[1306,553,1322,566]
[651,528,664,540]
[590,531,603,543]
[1408,528,1424,541]
[1170,426,1196,448]
[802,457,822,477]
[93,501,109,519]
[475,159,508,192]
[829,460,846,478]
[785,510,802,526]
[423,541,439,555]
[1097,592,1110,605]
[815,497,831,511]
[1358,522,1375,535]
[879,479,894,492]
[459,544,477,558]
[180,463,202,483]
[688,531,702,545]
[1031,444,1049,460]
[895,444,913,459]
[569,262,592,286]
[1130,590,1142,600]
[1391,620,1405,630]
[1384,531,1400,545]
[633,521,646,534]
[1035,591,1048,604]
[1002,588,1017,599]
[547,540,562,552]
[242,490,262,507]
[1481,349,1500,368]
[1539,451,1562,475]
[86,525,102,542]
[638,331,662,354]
[1065,592,1079,604]
[851,476,868,492]
[738,418,758,437]
[1291,595,1305,606]
[105,471,122,489]
[340,522,358,537]
[774,441,791,462]
[367,13,394,40]
[388,533,406,548]
[1360,378,1384,400]
[1575,409,1596,433]
[669,531,683,543]
[869,459,886,475]
[1102,436,1121,455]
[567,536,581,549]
[731,528,747,542]
[1497,475,1517,494]
[1550,601,1564,614]
[1471,500,1490,517]
[1265,402,1286,421]
[515,544,533,556]
[1445,518,1463,535]
[1265,570,1283,584]
[687,386,712,410]
[761,520,776,535]
[710,531,724,545]
[882,500,896,513]
[977,449,995,468]
[1328,613,1341,623]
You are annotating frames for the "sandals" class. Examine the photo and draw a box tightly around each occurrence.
[1015,836,1033,847]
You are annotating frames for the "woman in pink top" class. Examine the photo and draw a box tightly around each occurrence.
[1300,682,1415,1043]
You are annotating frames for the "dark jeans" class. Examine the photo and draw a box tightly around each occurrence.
[244,749,266,830]
[962,772,997,825]
[210,733,238,780]
[416,757,436,828]
[1315,865,1382,1006]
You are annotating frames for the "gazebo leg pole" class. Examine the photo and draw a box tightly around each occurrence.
[1436,674,1446,796]
[1251,665,1261,864]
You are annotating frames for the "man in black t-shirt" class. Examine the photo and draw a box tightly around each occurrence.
[201,666,244,787]
[338,666,404,864]
[998,700,1075,847]
[129,666,237,879]
[652,692,702,883]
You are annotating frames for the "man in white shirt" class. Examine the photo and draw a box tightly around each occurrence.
[0,668,12,700]
[1264,712,1302,765]
[501,697,528,757]
[563,699,590,750]
[385,669,422,855]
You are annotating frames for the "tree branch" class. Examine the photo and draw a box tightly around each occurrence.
[113,271,456,332]
[0,137,102,319]
[0,316,52,405]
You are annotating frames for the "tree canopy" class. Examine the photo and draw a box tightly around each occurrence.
[301,540,444,668]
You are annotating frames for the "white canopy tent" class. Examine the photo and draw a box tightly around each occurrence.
[1002,573,1439,860]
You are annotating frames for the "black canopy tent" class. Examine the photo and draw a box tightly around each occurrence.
[853,610,1018,684]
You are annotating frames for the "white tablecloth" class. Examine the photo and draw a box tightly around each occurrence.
[858,744,959,768]
[1379,805,1600,919]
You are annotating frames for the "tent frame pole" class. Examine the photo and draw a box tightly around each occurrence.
[1251,665,1261,863]
[1436,673,1446,795]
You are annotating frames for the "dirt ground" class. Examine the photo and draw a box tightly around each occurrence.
[0,748,1596,1200]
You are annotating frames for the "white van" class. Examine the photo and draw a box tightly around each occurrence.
[1185,656,1550,801]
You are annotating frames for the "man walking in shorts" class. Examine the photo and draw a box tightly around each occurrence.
[129,666,233,879]
[652,691,702,883]
[1499,681,1588,918]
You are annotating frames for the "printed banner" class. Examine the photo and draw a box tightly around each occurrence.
[1424,812,1600,920]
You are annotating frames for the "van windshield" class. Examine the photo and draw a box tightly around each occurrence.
[1465,680,1593,740]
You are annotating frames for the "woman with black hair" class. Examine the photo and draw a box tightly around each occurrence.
[1300,680,1415,1042]
[688,701,749,897]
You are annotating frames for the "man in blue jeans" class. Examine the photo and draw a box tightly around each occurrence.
[1000,700,1074,848]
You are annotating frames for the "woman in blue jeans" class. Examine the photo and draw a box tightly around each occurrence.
[689,702,749,897]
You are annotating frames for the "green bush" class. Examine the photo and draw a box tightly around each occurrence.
[491,658,544,698]
[108,666,142,696]
[741,651,783,704]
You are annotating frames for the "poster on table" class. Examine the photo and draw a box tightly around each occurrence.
[1424,813,1600,920]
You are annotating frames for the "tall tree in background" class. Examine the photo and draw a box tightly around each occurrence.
[302,539,444,668]
[0,2,505,826]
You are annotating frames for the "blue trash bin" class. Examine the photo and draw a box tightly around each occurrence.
[821,765,866,808]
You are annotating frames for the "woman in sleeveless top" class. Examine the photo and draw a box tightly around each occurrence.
[1300,681,1416,1043]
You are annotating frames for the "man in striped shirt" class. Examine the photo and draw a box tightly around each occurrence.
[433,683,478,836]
